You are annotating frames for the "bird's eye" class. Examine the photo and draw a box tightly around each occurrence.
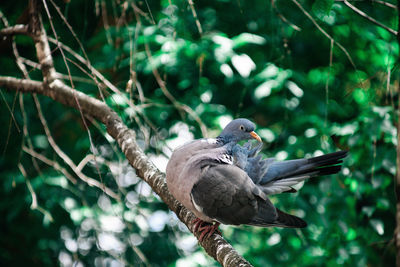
[239,125,245,131]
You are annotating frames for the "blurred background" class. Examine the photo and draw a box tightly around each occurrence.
[0,0,397,266]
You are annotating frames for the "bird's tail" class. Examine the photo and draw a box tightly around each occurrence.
[260,150,348,184]
[248,208,307,228]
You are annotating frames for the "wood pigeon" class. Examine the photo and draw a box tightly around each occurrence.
[166,118,347,240]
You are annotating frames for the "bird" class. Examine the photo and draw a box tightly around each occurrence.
[166,118,347,241]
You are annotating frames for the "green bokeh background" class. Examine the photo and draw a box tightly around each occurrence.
[0,0,396,266]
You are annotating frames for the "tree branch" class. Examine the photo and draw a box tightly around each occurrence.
[343,0,398,36]
[291,0,357,70]
[28,0,57,82]
[0,24,29,36]
[0,75,252,267]
[0,1,253,265]
[271,0,302,32]
[33,94,120,200]
[335,0,397,10]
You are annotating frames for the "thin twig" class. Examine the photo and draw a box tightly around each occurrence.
[3,14,44,176]
[55,73,95,85]
[128,4,167,146]
[291,0,358,70]
[20,57,41,70]
[187,0,203,35]
[18,163,54,221]
[143,42,208,137]
[23,143,118,200]
[271,0,302,31]
[386,59,394,108]
[143,0,156,24]
[343,0,397,36]
[39,0,107,194]
[47,37,122,96]
[1,90,19,157]
[32,95,120,200]
[23,146,78,184]
[48,0,107,101]
[372,0,397,9]
[48,0,91,65]
[17,163,38,209]
[0,24,29,36]
[324,39,334,127]
[335,0,397,9]
[76,154,98,172]
[100,0,112,44]
[130,1,158,25]
[19,94,43,176]
[0,89,20,132]
[0,75,253,266]
[0,12,22,156]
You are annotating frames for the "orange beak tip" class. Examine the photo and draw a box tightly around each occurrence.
[250,131,262,142]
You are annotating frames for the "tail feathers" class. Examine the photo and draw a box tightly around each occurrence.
[314,164,343,176]
[293,150,348,178]
[308,150,348,165]
[248,208,307,228]
[275,208,307,228]
[261,150,348,184]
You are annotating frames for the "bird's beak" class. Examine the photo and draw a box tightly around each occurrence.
[250,131,262,142]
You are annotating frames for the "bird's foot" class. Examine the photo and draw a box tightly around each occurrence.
[192,218,221,241]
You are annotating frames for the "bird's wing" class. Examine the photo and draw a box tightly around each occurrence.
[191,164,306,227]
[190,164,276,225]
[167,139,239,221]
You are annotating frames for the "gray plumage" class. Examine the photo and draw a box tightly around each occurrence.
[166,118,347,231]
[232,142,347,195]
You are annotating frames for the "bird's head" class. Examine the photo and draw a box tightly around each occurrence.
[217,118,261,144]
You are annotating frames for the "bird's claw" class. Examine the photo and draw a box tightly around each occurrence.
[192,218,221,241]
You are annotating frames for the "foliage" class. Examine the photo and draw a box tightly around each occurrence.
[0,0,397,266]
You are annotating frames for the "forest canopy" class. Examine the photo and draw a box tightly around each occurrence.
[0,0,397,266]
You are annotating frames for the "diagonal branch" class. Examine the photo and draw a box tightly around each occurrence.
[28,0,57,83]
[0,75,253,267]
[0,24,29,36]
[343,0,398,36]
[18,163,54,221]
[33,94,120,200]
[0,2,252,265]
[271,0,302,31]
[22,145,78,184]
[335,0,398,10]
[143,41,209,137]
[187,0,203,35]
[291,0,357,70]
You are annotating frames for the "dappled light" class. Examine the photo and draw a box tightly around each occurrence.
[0,0,397,266]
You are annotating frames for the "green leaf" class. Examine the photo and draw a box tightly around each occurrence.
[346,228,357,241]
[289,237,302,249]
[377,198,390,210]
[353,89,368,105]
[370,219,384,235]
[33,135,49,149]
[232,33,266,48]
[312,0,334,16]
